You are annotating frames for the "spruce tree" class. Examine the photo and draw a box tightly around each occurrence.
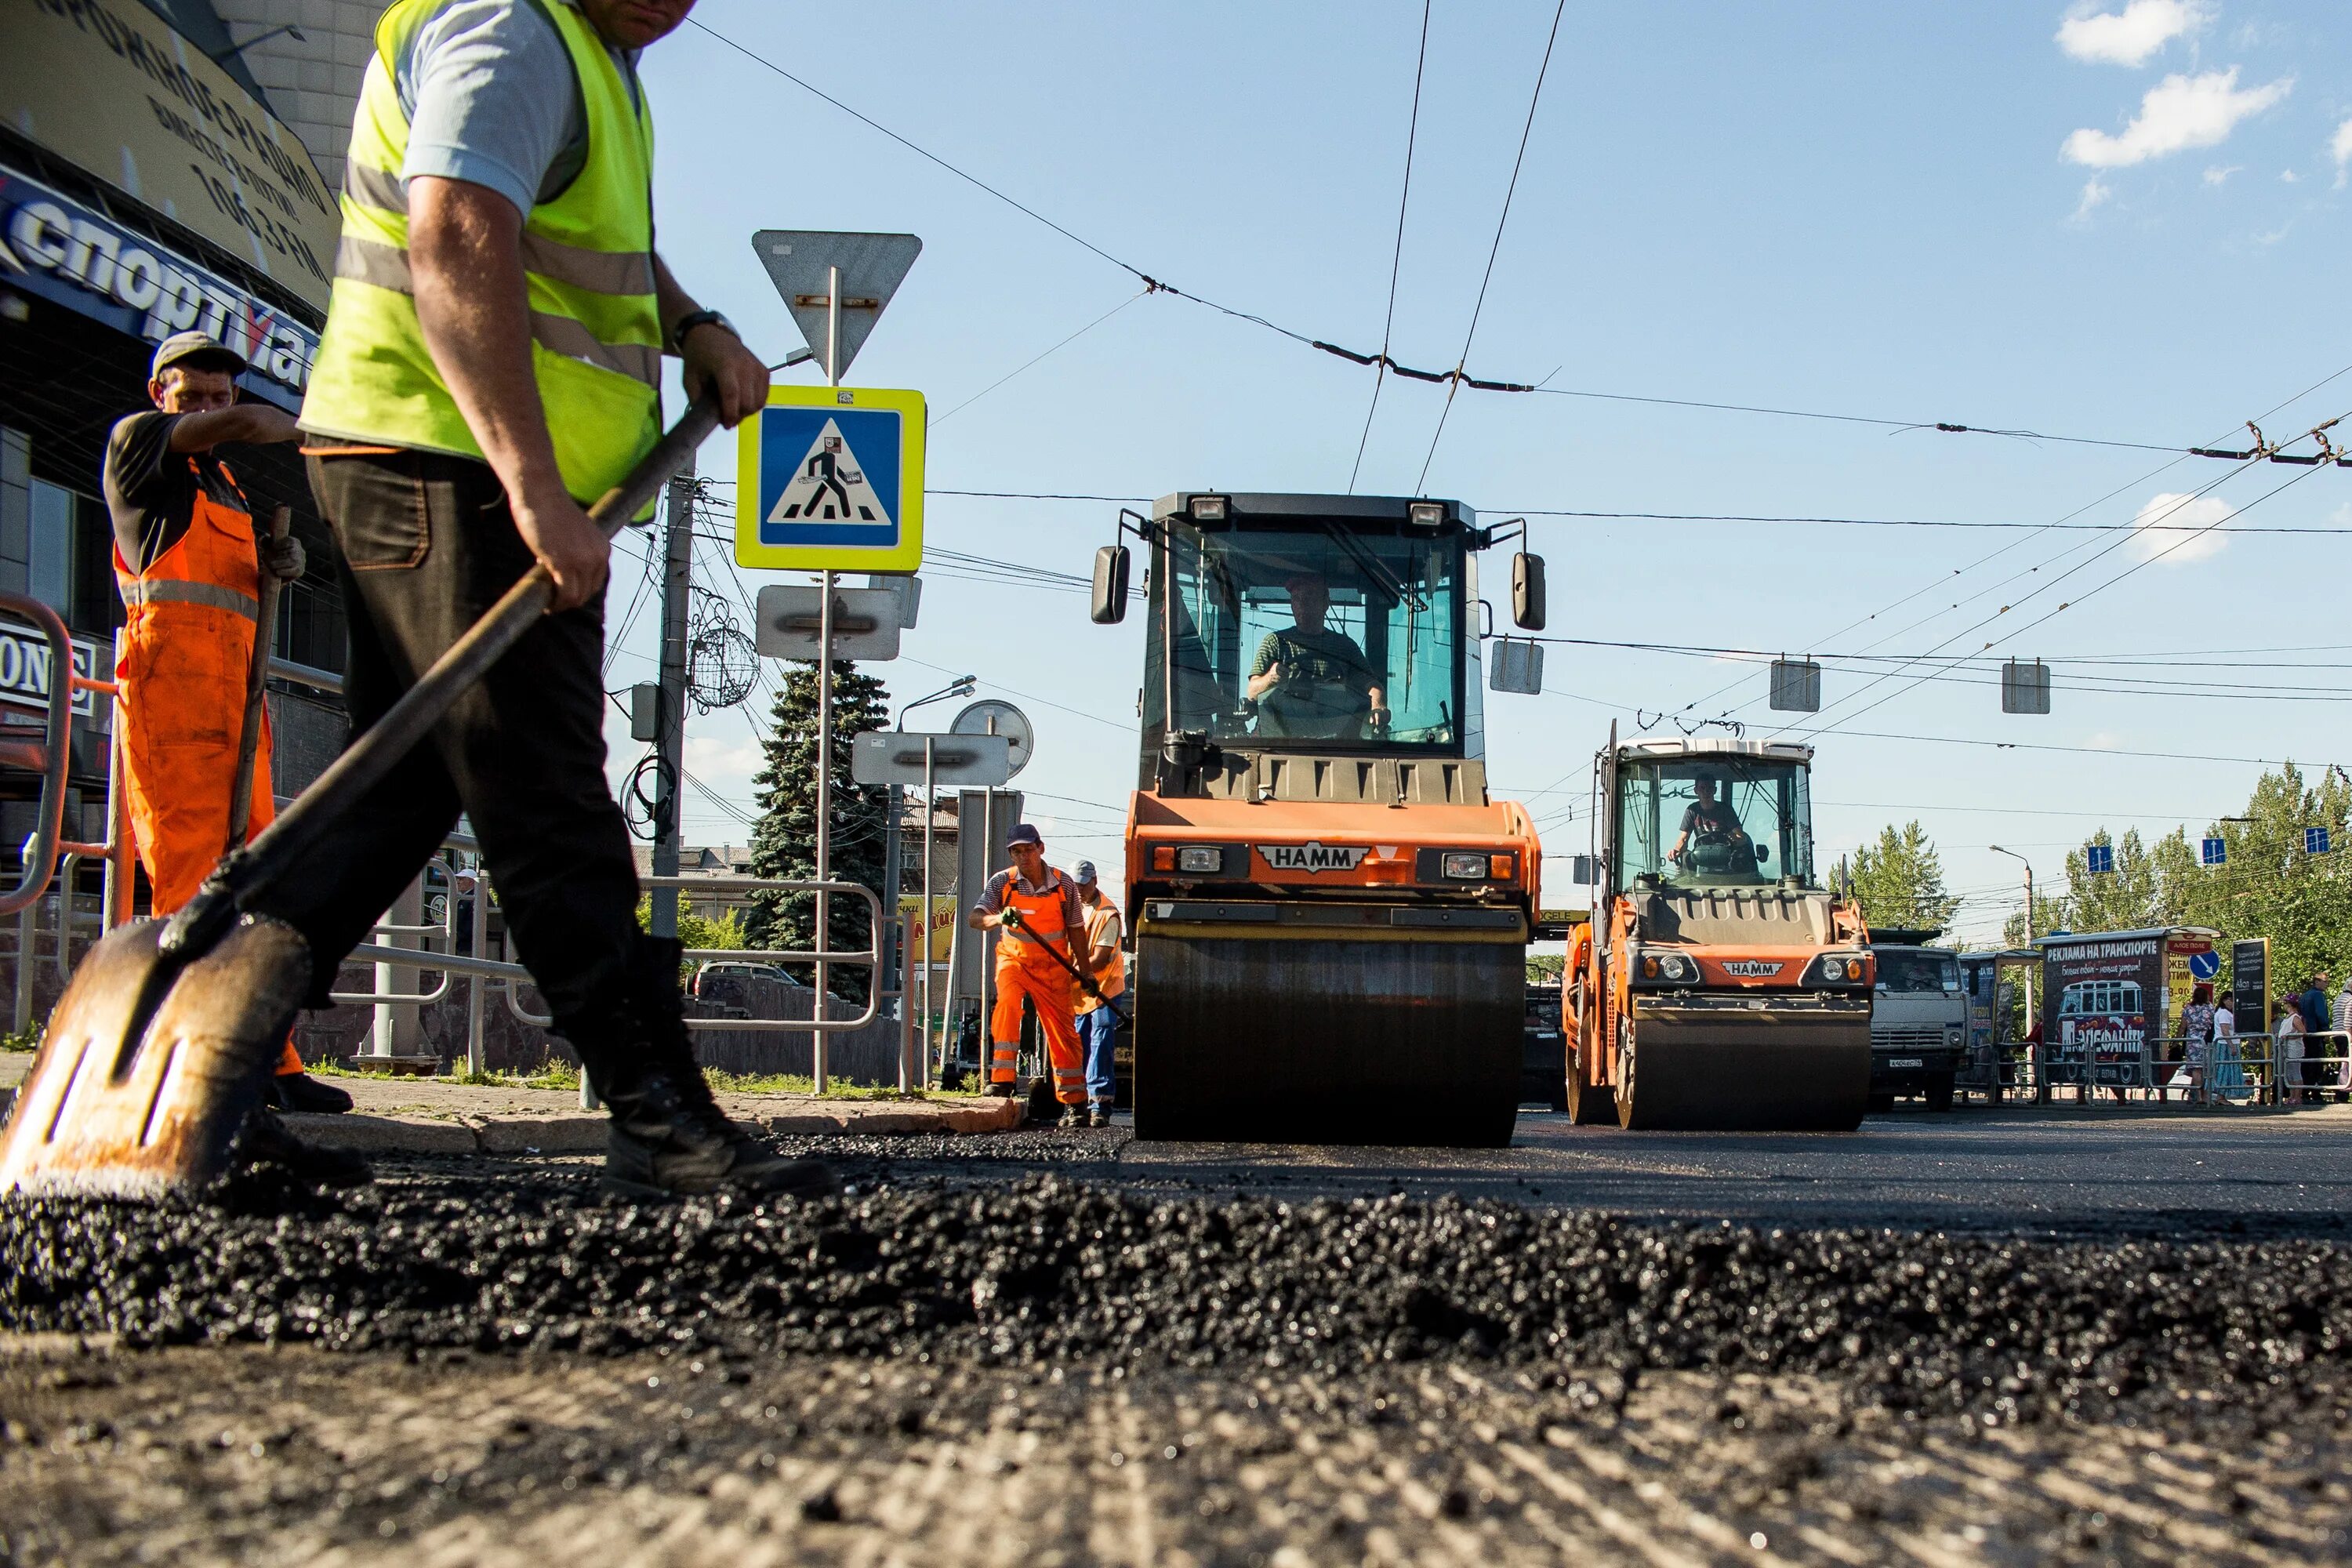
[742,659,891,1000]
[1848,821,1961,932]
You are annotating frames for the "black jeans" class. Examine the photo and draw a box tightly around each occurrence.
[257,448,638,1022]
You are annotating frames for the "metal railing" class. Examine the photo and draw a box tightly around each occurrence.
[2028,1032,2289,1107]
[340,871,894,1106]
[2284,1030,2350,1102]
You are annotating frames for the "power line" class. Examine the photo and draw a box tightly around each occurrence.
[1348,0,1432,495]
[931,287,1152,426]
[684,14,2248,462]
[1507,506,2352,535]
[1417,0,1566,492]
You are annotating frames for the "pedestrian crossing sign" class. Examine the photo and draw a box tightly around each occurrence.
[735,384,925,572]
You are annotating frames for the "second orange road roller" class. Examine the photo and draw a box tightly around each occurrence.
[1559,729,1875,1131]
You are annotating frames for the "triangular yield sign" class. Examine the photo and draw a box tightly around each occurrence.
[766,418,895,526]
[751,230,922,383]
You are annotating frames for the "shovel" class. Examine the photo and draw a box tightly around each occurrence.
[0,401,719,1197]
[1000,906,1130,1025]
[225,505,291,851]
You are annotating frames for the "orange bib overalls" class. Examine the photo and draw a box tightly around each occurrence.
[991,869,1087,1105]
[113,459,300,1076]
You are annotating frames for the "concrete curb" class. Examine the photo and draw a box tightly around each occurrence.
[278,1094,1025,1156]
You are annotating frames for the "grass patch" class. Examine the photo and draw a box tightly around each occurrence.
[303,1058,976,1101]
[0,1025,41,1054]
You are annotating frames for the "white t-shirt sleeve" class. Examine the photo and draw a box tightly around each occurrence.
[397,0,578,216]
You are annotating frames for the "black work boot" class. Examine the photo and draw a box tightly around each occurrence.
[267,1071,354,1115]
[561,935,839,1201]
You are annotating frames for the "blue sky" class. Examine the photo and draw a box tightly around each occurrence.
[612,1,2351,944]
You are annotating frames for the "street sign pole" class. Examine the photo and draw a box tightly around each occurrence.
[921,734,935,1086]
[810,270,855,1090]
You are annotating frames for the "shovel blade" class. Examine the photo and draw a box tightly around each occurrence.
[0,914,310,1198]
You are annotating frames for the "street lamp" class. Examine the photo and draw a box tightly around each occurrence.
[1988,844,2034,941]
[1988,844,2043,1102]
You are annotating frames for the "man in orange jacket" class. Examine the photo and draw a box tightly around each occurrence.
[967,823,1090,1126]
[101,331,349,1114]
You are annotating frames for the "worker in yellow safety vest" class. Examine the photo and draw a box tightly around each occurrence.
[968,823,1091,1127]
[252,0,830,1198]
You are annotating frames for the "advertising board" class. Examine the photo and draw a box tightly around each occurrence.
[2041,932,2159,1087]
[2,166,319,410]
[1,0,338,310]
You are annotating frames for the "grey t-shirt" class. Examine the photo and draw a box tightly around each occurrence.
[395,0,641,215]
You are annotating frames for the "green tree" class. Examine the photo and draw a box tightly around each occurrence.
[1848,821,1960,933]
[742,659,892,1000]
[2038,764,2352,985]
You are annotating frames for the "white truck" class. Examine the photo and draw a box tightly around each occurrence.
[1866,935,1967,1111]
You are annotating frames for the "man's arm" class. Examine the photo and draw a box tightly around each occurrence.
[966,871,1003,931]
[408,175,608,611]
[1246,633,1284,699]
[652,256,768,426]
[1087,908,1121,975]
[167,404,299,452]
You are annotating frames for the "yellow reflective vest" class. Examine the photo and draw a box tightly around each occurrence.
[300,0,661,502]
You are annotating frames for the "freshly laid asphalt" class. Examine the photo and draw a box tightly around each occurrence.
[5,1098,2349,1564]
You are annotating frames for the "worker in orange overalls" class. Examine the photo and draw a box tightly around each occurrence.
[100,331,348,1114]
[967,822,1089,1125]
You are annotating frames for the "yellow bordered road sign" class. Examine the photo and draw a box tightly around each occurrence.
[735,384,925,572]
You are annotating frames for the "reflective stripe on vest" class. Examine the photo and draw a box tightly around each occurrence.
[118,579,260,620]
[299,0,661,504]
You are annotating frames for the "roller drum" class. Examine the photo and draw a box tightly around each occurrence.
[1134,930,1522,1147]
[1616,1004,1871,1131]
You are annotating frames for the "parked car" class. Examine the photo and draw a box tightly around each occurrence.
[691,960,800,1000]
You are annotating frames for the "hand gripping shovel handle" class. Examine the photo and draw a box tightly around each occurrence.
[162,399,720,960]
[225,505,291,849]
[1001,906,1131,1025]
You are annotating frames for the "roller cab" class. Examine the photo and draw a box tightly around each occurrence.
[1096,492,1542,1146]
[1564,735,1873,1131]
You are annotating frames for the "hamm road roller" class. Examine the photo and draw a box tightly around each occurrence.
[1560,732,1874,1131]
[1089,492,1545,1146]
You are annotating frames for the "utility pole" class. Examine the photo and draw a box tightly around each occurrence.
[1990,844,2039,1102]
[650,459,695,941]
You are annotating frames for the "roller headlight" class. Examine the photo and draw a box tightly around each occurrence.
[1176,846,1223,873]
[1638,951,1694,983]
[1820,957,1846,981]
[1442,851,1487,880]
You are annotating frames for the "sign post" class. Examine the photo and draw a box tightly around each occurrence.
[743,234,924,1092]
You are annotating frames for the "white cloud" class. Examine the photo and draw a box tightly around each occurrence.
[2071,177,2114,221]
[2281,168,2300,183]
[2057,0,2209,67]
[2201,164,2239,184]
[2129,492,2233,564]
[2332,117,2352,187]
[2062,68,2292,168]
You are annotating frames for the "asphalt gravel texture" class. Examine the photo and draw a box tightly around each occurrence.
[4,1123,2350,1563]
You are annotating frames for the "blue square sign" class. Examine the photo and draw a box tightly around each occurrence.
[2085,843,2114,875]
[2201,836,2227,867]
[735,385,925,571]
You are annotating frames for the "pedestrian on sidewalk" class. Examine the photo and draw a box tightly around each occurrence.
[2275,999,2307,1105]
[103,331,350,1116]
[2210,989,2248,1102]
[1073,861,1126,1128]
[968,824,1089,1125]
[2331,973,2352,1101]
[275,0,828,1198]
[2179,985,2214,1102]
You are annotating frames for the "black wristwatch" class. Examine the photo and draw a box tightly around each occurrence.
[667,308,738,354]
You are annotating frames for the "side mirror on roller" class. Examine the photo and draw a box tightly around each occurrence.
[1091,544,1131,625]
[1512,552,1546,631]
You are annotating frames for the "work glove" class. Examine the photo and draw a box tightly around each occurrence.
[262,534,307,583]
